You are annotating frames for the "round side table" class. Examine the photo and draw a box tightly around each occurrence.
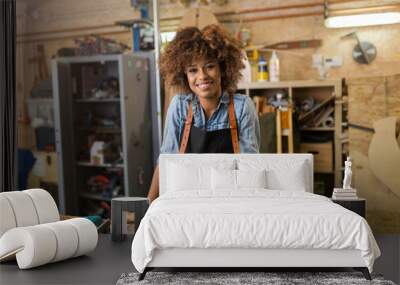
[111,197,149,242]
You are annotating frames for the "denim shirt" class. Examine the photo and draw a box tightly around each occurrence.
[160,92,260,154]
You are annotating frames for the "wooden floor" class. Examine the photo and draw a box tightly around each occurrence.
[0,234,398,285]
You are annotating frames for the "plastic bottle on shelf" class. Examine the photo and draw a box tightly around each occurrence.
[257,56,268,81]
[239,51,252,84]
[269,50,280,82]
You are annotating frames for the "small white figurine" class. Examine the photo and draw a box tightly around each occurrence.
[342,156,352,189]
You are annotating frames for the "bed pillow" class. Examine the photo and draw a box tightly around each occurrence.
[211,168,236,190]
[238,159,308,191]
[167,160,235,192]
[211,169,267,190]
[265,163,307,191]
[236,169,267,189]
[167,162,209,191]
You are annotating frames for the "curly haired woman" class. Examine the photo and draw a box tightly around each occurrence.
[147,24,260,202]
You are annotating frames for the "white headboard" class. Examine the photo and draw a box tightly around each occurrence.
[159,154,314,195]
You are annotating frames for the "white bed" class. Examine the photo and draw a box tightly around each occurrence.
[131,154,380,280]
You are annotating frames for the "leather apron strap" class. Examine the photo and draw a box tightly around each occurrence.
[179,101,193,154]
[228,93,240,154]
[179,94,240,154]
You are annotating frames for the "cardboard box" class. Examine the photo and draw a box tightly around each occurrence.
[300,142,333,173]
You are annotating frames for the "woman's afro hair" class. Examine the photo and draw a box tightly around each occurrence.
[159,24,244,95]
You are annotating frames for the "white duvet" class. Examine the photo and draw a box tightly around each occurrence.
[131,190,380,273]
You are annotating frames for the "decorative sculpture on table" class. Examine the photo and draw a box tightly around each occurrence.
[332,156,358,199]
[342,156,352,189]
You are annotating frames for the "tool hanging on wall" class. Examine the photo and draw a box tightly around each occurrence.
[245,39,319,64]
[341,32,377,64]
[262,39,322,50]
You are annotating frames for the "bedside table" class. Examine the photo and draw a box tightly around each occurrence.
[331,198,366,218]
[111,197,149,242]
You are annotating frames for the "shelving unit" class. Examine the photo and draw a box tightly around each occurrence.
[74,98,120,103]
[79,191,123,202]
[52,54,154,215]
[77,127,121,133]
[301,127,335,131]
[238,79,344,194]
[76,161,124,168]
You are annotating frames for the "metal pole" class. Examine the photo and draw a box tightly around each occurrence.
[152,0,163,151]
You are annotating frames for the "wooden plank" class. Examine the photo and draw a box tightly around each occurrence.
[347,76,387,128]
[298,95,335,122]
[276,109,282,153]
[263,39,322,50]
[288,108,294,153]
[349,128,373,158]
[334,81,343,187]
[387,74,400,119]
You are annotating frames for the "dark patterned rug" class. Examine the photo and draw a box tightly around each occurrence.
[116,271,396,285]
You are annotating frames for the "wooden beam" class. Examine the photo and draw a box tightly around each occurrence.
[221,12,323,23]
[18,0,386,41]
[17,1,325,40]
[17,29,129,44]
[216,2,323,16]
[329,4,400,15]
[17,24,117,38]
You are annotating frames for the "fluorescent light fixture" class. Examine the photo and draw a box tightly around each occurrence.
[325,12,400,28]
[161,32,176,44]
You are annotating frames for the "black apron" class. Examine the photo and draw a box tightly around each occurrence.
[184,125,234,153]
[179,93,239,154]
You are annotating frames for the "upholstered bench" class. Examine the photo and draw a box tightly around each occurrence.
[0,189,98,269]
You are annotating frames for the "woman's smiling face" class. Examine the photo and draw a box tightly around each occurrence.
[185,57,222,100]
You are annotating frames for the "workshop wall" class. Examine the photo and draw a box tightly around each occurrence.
[347,75,400,234]
[17,0,400,137]
[16,0,400,233]
[17,0,400,101]
[16,0,137,190]
[16,0,136,121]
[158,0,400,80]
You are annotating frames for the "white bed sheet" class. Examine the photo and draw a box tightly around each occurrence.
[131,190,380,273]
